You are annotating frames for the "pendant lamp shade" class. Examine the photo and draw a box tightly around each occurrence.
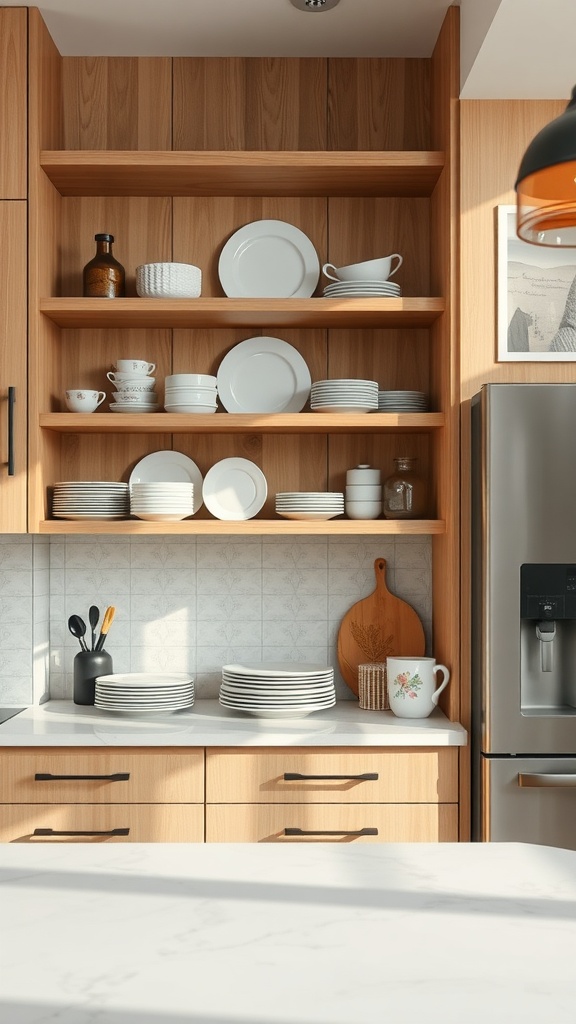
[515,86,576,246]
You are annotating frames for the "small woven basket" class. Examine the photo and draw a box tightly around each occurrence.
[136,262,202,298]
[357,662,389,710]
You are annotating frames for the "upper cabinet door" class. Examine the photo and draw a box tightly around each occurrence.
[0,201,27,532]
[0,8,27,199]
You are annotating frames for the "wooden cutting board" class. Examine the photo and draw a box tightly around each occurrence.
[337,557,425,695]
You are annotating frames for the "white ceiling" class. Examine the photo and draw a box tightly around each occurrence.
[1,0,575,100]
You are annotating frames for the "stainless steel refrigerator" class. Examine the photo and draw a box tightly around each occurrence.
[471,383,576,849]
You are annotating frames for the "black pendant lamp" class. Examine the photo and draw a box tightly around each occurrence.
[515,86,576,246]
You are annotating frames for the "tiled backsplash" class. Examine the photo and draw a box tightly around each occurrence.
[0,534,432,704]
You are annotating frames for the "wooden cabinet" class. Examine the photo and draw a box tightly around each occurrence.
[205,747,459,843]
[0,748,205,843]
[0,8,27,200]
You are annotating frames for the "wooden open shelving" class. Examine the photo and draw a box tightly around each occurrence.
[40,150,445,198]
[39,518,446,536]
[40,412,445,434]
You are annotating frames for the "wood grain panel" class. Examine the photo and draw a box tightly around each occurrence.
[55,432,174,491]
[173,196,327,297]
[174,58,327,151]
[59,197,172,296]
[326,328,430,393]
[206,747,458,803]
[0,804,204,843]
[205,803,458,843]
[0,748,204,803]
[62,58,172,150]
[0,202,27,531]
[0,8,27,198]
[328,58,430,151]
[327,198,430,298]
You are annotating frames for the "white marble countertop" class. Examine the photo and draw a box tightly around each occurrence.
[0,699,467,747]
[0,841,574,1023]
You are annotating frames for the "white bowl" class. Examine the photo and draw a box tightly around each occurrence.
[165,373,216,387]
[345,500,382,520]
[164,403,217,414]
[345,484,382,500]
[136,262,202,298]
[345,464,381,485]
[164,389,217,401]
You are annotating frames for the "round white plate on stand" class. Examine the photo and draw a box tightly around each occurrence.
[202,457,267,520]
[217,336,311,413]
[129,451,204,513]
[218,219,320,298]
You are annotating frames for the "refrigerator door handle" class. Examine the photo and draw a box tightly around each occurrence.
[518,772,576,788]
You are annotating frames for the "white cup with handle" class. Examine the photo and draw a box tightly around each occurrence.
[322,253,403,283]
[386,656,450,718]
[65,389,106,413]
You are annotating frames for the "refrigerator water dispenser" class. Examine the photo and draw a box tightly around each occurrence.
[520,563,576,714]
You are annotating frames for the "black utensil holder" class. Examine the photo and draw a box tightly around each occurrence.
[73,650,113,706]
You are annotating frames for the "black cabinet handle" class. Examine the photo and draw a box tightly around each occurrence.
[283,772,378,782]
[284,827,378,837]
[34,772,130,782]
[33,827,130,837]
[7,386,15,476]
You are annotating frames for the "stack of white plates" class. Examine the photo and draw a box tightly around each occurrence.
[51,481,129,521]
[275,491,344,521]
[323,279,401,298]
[219,662,336,719]
[378,390,429,411]
[311,379,378,414]
[94,672,195,715]
[164,373,218,414]
[130,482,195,522]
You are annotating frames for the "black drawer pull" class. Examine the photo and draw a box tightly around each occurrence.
[33,827,130,837]
[34,772,130,782]
[283,772,378,782]
[284,827,378,837]
[7,386,15,476]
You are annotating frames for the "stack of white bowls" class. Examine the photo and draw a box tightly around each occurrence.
[106,359,158,413]
[310,379,378,413]
[164,373,218,414]
[130,482,195,522]
[275,491,344,521]
[345,464,382,520]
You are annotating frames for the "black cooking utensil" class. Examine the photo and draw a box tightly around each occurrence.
[68,614,89,653]
[88,605,100,651]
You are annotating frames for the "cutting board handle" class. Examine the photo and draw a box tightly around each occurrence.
[374,558,389,592]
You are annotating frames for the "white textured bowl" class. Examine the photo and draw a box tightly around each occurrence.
[345,500,382,520]
[136,262,202,298]
[112,378,156,393]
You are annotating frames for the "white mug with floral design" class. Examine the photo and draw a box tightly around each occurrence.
[386,656,450,718]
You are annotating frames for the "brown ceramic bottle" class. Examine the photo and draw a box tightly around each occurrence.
[83,233,125,298]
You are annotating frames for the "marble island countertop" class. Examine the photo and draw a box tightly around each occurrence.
[1,841,575,1023]
[0,699,467,746]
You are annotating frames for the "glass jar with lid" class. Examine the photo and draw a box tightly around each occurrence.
[383,457,427,519]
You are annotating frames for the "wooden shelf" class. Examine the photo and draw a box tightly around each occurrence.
[40,297,445,330]
[39,518,446,536]
[40,150,445,197]
[40,412,445,434]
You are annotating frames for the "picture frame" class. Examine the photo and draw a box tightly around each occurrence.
[497,204,576,361]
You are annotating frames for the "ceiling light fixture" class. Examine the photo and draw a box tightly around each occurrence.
[289,0,342,12]
[515,86,576,246]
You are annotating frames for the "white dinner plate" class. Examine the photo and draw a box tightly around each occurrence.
[218,219,320,298]
[276,510,343,520]
[129,451,203,513]
[217,336,311,413]
[223,662,332,677]
[202,457,267,521]
[96,673,193,687]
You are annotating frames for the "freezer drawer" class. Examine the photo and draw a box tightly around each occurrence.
[483,756,576,850]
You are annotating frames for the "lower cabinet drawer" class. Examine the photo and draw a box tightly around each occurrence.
[0,804,204,843]
[206,747,459,803]
[0,748,204,803]
[205,803,459,843]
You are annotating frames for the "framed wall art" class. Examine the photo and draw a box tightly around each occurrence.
[497,204,576,361]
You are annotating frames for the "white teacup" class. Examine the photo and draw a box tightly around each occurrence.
[65,389,106,413]
[114,359,156,376]
[323,253,403,282]
[107,371,153,385]
[386,656,450,719]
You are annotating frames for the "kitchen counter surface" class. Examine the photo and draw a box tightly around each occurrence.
[0,699,467,746]
[0,841,574,1023]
